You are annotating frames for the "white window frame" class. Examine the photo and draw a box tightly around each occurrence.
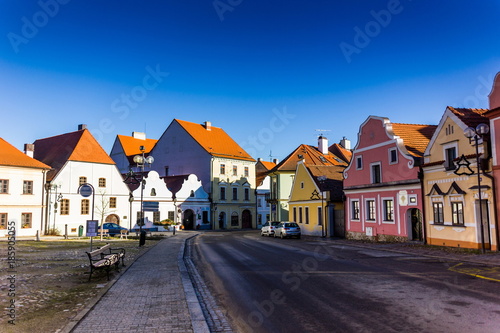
[365,199,376,222]
[382,198,395,223]
[388,147,398,164]
[351,199,360,221]
[370,162,382,184]
[356,156,363,170]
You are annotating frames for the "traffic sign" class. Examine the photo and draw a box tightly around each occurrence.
[79,184,93,197]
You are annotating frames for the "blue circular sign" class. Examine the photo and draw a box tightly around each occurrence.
[79,184,93,197]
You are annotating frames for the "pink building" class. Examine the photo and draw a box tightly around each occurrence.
[484,71,500,250]
[343,116,436,241]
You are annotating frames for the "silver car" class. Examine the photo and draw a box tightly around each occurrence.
[274,222,301,239]
[261,221,281,237]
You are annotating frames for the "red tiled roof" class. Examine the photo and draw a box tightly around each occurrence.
[447,106,489,129]
[271,144,347,172]
[175,119,255,162]
[117,134,157,157]
[256,160,277,186]
[259,160,276,170]
[307,164,345,201]
[34,129,115,181]
[328,143,352,163]
[391,123,437,157]
[0,138,50,169]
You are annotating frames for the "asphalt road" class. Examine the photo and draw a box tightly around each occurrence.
[191,231,500,333]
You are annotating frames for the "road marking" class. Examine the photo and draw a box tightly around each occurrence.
[448,263,500,283]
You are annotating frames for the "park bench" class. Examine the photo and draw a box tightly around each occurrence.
[97,229,109,237]
[85,244,125,281]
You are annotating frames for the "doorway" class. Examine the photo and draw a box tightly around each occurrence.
[183,209,195,230]
[242,209,252,228]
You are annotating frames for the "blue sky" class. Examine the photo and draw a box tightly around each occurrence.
[1,0,499,161]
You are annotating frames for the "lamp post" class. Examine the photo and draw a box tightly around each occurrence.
[317,175,327,238]
[51,184,62,232]
[463,123,490,253]
[133,146,154,246]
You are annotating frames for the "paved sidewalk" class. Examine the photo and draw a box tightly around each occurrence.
[70,233,208,333]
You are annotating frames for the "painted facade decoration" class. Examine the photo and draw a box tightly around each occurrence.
[288,161,345,237]
[344,116,436,242]
[0,139,50,237]
[422,107,497,250]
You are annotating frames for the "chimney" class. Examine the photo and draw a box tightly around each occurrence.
[132,132,146,140]
[273,158,279,164]
[24,143,34,158]
[204,121,211,131]
[340,137,351,150]
[78,124,87,130]
[318,136,328,154]
[257,158,262,162]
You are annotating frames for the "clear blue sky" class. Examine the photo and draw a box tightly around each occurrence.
[1,0,499,161]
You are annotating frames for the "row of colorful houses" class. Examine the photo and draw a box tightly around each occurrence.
[268,72,500,251]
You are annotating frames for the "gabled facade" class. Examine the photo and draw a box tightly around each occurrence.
[344,116,436,241]
[34,125,131,236]
[267,136,348,222]
[0,138,50,237]
[422,107,497,250]
[110,132,157,174]
[149,119,256,230]
[484,71,500,251]
[288,161,345,237]
[169,174,210,230]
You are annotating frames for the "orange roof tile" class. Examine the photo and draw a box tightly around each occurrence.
[117,134,157,157]
[175,119,255,162]
[34,129,115,181]
[391,123,437,157]
[0,138,50,169]
[447,106,489,129]
[259,160,276,170]
[328,143,352,163]
[272,144,347,172]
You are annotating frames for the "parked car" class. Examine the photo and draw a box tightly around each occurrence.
[261,221,281,237]
[274,222,301,239]
[101,223,129,236]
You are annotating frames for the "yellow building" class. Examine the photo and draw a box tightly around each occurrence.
[288,161,345,237]
[422,107,497,250]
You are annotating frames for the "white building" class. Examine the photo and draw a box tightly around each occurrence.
[33,125,131,236]
[0,138,50,237]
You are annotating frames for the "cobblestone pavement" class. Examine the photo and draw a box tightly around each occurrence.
[71,233,208,333]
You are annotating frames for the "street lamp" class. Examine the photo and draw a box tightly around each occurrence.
[134,146,154,246]
[317,175,327,238]
[458,123,490,253]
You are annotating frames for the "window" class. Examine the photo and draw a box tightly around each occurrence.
[371,164,381,184]
[168,211,174,221]
[351,200,360,220]
[137,211,144,224]
[258,198,262,207]
[356,156,363,170]
[232,187,238,200]
[293,207,297,222]
[244,188,249,201]
[110,197,117,208]
[153,211,160,223]
[220,164,226,175]
[190,190,195,198]
[451,202,464,225]
[99,178,106,187]
[23,180,33,194]
[21,213,32,228]
[445,147,457,171]
[244,167,249,177]
[299,207,303,223]
[220,187,226,200]
[60,199,70,215]
[203,211,209,223]
[233,165,238,176]
[433,202,444,224]
[81,199,89,215]
[0,213,7,229]
[0,179,9,194]
[383,199,394,221]
[231,212,239,226]
[79,177,87,185]
[389,148,398,164]
[318,206,323,225]
[300,182,304,189]
[305,207,309,224]
[366,200,376,221]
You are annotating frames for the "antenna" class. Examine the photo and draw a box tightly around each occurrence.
[315,129,331,137]
[269,150,275,162]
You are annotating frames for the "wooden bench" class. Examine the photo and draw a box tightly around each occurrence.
[97,229,109,237]
[85,244,125,281]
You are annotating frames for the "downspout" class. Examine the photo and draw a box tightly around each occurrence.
[210,157,214,230]
[40,169,47,237]
[418,166,427,244]
[482,170,498,251]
